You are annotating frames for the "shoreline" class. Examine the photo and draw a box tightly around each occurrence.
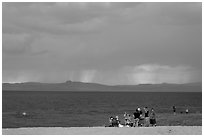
[2,126,202,135]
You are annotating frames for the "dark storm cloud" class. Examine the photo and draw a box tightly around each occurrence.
[2,2,202,84]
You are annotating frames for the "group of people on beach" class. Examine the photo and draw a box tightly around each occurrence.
[108,107,156,127]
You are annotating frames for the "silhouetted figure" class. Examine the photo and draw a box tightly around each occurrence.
[133,108,142,127]
[144,107,150,127]
[124,112,128,125]
[173,106,176,115]
[109,116,119,127]
[115,115,121,125]
[109,116,114,127]
[150,108,156,127]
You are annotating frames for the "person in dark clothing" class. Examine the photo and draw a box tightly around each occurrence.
[133,108,141,127]
[134,109,141,119]
[144,107,149,117]
[109,116,114,127]
[109,116,118,127]
[111,117,119,127]
[138,108,142,115]
[144,107,150,127]
[138,108,144,126]
[150,108,156,127]
[115,116,121,126]
[173,106,176,115]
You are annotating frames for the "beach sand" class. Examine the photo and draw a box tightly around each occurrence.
[2,126,202,135]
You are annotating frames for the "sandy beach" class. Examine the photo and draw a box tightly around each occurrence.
[2,126,202,135]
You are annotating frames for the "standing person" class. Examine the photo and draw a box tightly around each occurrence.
[185,108,189,114]
[109,116,118,127]
[133,108,140,127]
[150,108,156,127]
[137,108,144,126]
[126,114,133,127]
[124,112,128,125]
[116,116,120,124]
[124,112,132,127]
[109,116,114,127]
[111,117,119,127]
[138,108,143,116]
[144,107,150,127]
[173,106,176,115]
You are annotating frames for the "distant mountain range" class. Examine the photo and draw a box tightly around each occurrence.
[2,81,202,92]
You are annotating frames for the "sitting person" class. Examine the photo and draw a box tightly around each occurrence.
[124,112,128,125]
[109,116,119,127]
[109,116,114,127]
[124,112,133,127]
[112,117,119,127]
[127,114,133,127]
[116,116,124,127]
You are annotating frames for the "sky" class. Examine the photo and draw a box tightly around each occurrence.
[2,2,202,85]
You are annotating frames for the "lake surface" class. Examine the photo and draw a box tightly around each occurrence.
[2,91,202,128]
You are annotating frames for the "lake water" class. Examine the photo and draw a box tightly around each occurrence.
[2,91,202,128]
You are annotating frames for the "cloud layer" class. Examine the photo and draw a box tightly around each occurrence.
[2,2,202,84]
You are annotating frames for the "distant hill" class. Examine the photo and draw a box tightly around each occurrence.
[2,81,202,92]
